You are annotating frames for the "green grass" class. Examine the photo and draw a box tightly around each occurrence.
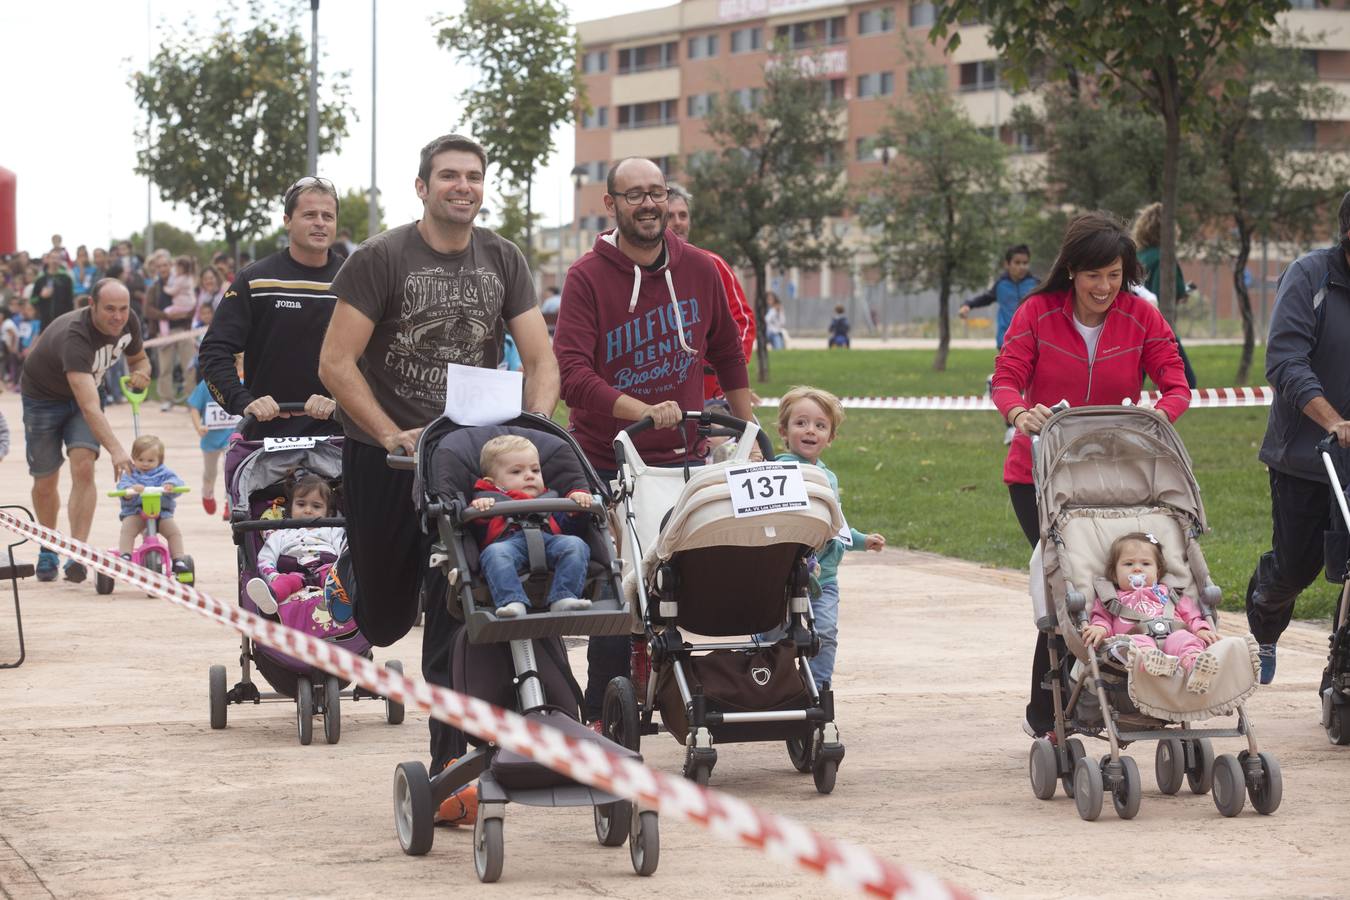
[749,345,1341,621]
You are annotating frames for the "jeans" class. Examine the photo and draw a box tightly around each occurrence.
[22,394,99,478]
[480,530,589,607]
[756,580,840,691]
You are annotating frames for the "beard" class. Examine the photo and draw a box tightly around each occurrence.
[615,206,666,249]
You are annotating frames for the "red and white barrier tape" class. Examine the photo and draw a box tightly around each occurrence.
[142,326,207,349]
[0,509,974,900]
[756,386,1275,411]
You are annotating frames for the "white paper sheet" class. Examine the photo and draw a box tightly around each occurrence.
[443,363,523,426]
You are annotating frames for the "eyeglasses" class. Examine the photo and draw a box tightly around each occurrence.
[284,175,336,207]
[610,187,669,206]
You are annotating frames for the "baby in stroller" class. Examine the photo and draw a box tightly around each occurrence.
[1082,532,1221,694]
[244,474,346,619]
[470,434,594,617]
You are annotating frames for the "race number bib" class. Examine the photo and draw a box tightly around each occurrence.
[262,436,325,453]
[836,516,853,547]
[204,401,242,431]
[725,462,810,518]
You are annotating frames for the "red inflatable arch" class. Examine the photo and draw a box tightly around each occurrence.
[0,167,15,256]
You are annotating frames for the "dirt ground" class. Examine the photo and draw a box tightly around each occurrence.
[0,388,1347,900]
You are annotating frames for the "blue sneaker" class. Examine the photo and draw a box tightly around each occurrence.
[35,550,59,582]
[324,564,353,624]
[1258,643,1277,685]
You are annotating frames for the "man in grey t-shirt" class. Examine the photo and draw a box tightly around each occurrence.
[319,133,558,796]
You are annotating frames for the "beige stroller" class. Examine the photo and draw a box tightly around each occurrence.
[600,411,848,793]
[1028,406,1281,820]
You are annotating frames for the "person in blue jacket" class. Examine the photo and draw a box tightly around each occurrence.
[959,244,1037,349]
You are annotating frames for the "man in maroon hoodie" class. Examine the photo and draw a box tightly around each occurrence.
[553,156,753,721]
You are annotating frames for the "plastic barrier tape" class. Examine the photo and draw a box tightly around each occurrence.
[142,326,208,349]
[0,510,975,900]
[755,386,1275,411]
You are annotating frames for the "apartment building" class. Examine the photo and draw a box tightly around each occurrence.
[569,0,1350,322]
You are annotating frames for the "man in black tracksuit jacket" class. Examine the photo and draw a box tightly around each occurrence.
[198,178,347,441]
[1247,191,1350,686]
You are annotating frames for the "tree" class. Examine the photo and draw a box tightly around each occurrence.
[686,48,848,380]
[435,0,583,273]
[933,0,1291,325]
[132,1,350,257]
[860,81,1009,371]
[117,221,202,262]
[492,189,554,272]
[1202,32,1350,383]
[337,187,385,243]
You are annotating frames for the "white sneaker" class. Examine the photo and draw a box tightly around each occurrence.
[549,596,592,612]
[245,577,278,615]
[160,400,173,412]
[496,601,528,618]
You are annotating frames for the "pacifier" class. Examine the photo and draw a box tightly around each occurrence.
[1129,572,1146,589]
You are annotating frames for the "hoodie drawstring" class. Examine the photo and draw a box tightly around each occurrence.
[664,268,695,354]
[627,264,641,313]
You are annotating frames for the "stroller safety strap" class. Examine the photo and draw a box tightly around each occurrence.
[522,524,549,594]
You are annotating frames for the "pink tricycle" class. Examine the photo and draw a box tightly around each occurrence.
[96,484,195,594]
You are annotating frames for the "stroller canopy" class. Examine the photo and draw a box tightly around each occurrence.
[423,415,594,506]
[1033,406,1206,536]
[229,438,343,510]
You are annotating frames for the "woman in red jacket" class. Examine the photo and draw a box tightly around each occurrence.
[991,211,1191,738]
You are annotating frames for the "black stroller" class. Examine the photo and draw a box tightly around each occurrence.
[390,413,658,882]
[1316,433,1350,743]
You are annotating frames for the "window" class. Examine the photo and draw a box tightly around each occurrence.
[1289,0,1320,8]
[908,2,936,27]
[907,65,944,92]
[775,16,846,50]
[582,50,608,74]
[688,34,719,60]
[581,106,609,129]
[856,71,894,98]
[650,156,675,176]
[959,60,999,92]
[730,27,762,54]
[858,7,895,35]
[617,41,677,75]
[687,93,716,118]
[1301,49,1319,74]
[1298,120,1318,149]
[576,161,608,183]
[616,100,678,130]
[855,137,874,161]
[827,78,847,102]
[1012,130,1037,153]
[731,87,766,110]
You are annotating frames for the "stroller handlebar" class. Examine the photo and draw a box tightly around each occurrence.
[386,454,416,470]
[458,497,604,523]
[107,485,191,498]
[231,516,346,532]
[237,401,318,433]
[616,410,774,462]
[1317,432,1344,455]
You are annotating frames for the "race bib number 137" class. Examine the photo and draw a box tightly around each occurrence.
[724,461,810,518]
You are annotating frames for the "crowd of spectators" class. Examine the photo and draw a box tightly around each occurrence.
[2,234,248,407]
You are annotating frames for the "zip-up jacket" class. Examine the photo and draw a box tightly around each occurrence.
[992,289,1190,485]
[1260,245,1350,483]
[965,271,1038,348]
[553,229,749,469]
[698,248,755,401]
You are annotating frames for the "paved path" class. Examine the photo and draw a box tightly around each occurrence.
[0,390,1341,899]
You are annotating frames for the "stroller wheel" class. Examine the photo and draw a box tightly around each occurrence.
[209,665,228,730]
[473,814,505,883]
[323,675,341,745]
[629,810,660,877]
[95,571,115,595]
[1242,750,1282,815]
[1028,738,1057,800]
[384,660,406,725]
[683,744,716,786]
[812,758,838,795]
[1185,738,1215,795]
[1060,738,1085,799]
[1212,753,1246,817]
[786,735,814,774]
[602,677,641,752]
[393,761,435,855]
[1155,739,1186,795]
[1072,756,1103,821]
[1110,755,1142,820]
[296,679,314,745]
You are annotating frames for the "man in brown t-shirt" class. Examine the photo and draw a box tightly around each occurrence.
[319,133,558,790]
[20,279,151,582]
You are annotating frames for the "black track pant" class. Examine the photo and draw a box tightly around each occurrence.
[1010,481,1060,735]
[343,437,465,771]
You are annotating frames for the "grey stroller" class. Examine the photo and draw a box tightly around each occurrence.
[1027,406,1281,820]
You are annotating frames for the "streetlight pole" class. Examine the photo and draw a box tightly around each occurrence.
[368,0,379,238]
[145,0,155,255]
[307,0,319,177]
[570,165,589,281]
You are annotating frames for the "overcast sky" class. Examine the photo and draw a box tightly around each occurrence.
[0,0,668,254]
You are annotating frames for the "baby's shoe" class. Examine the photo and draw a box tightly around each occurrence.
[1186,650,1221,695]
[549,596,592,612]
[202,497,217,515]
[245,577,278,615]
[323,563,353,624]
[1140,647,1180,678]
[496,601,528,618]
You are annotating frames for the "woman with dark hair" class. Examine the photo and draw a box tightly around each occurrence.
[990,211,1192,738]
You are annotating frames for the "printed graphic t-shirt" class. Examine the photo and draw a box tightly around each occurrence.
[330,222,536,446]
[20,307,144,402]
